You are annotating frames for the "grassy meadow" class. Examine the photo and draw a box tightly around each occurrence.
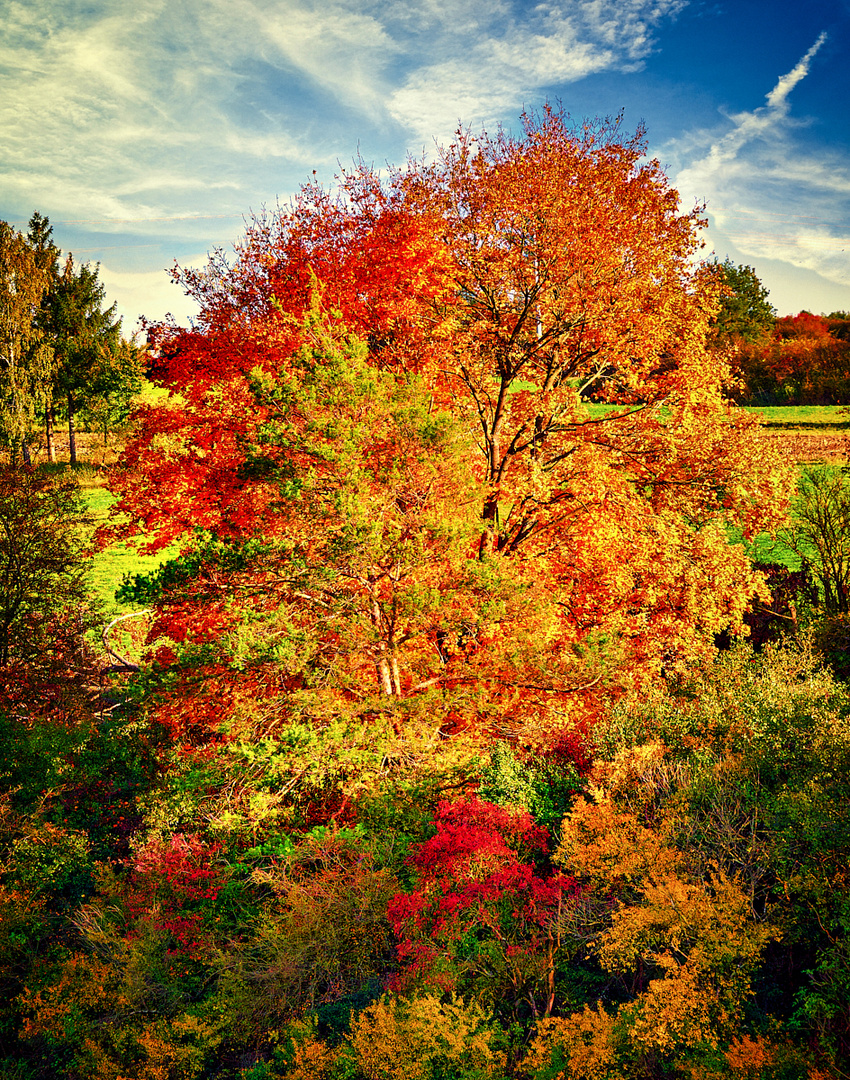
[80,475,178,615]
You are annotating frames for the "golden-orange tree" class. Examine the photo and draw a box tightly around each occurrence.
[113,109,791,748]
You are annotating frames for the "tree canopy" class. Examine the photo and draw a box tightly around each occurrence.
[709,258,776,344]
[5,112,850,1080]
[112,108,793,749]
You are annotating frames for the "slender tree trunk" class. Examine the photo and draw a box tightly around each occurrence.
[376,654,394,695]
[46,406,55,463]
[21,442,31,466]
[67,392,77,466]
[479,400,504,558]
[369,588,402,697]
[390,655,401,697]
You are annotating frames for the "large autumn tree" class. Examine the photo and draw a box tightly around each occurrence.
[113,109,791,745]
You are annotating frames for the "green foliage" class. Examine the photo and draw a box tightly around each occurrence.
[48,256,124,411]
[780,465,850,615]
[2,214,140,464]
[221,829,397,1037]
[478,742,584,837]
[77,335,145,444]
[0,466,94,667]
[355,779,445,880]
[117,533,275,607]
[710,258,776,344]
[6,826,93,909]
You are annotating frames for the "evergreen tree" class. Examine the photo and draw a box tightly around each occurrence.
[27,213,62,460]
[47,255,126,465]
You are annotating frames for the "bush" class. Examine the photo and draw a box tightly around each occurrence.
[345,993,506,1080]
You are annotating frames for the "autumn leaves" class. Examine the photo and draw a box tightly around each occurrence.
[110,108,791,749]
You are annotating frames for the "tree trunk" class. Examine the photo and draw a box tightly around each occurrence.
[67,392,77,466]
[369,589,401,697]
[46,406,55,463]
[479,494,499,559]
[479,396,505,558]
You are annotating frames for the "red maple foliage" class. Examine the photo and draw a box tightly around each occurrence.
[389,797,577,1018]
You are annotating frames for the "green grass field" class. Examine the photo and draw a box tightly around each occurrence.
[78,473,180,615]
[581,403,850,426]
[739,404,850,428]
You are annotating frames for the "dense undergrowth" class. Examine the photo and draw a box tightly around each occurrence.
[2,632,849,1079]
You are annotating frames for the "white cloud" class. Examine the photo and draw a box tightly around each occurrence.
[0,0,397,223]
[670,33,850,302]
[0,0,692,324]
[388,0,687,142]
[1,0,691,221]
[97,263,202,332]
[765,32,827,110]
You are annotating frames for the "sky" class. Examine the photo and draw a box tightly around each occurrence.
[2,0,849,333]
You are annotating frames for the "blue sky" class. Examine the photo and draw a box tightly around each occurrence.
[2,0,849,332]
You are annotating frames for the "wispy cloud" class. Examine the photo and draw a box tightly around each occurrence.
[0,0,343,223]
[388,0,688,143]
[766,32,827,109]
[0,0,695,325]
[1,0,688,224]
[671,33,850,296]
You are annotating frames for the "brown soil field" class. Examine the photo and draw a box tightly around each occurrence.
[760,429,849,465]
[11,429,124,468]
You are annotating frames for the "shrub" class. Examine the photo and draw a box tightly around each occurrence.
[345,993,506,1080]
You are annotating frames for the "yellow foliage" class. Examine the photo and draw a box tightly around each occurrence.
[524,1008,619,1080]
[19,942,224,1080]
[621,965,717,1053]
[284,1035,340,1080]
[555,796,679,890]
[347,993,505,1080]
[555,791,778,1072]
[134,1012,223,1080]
[599,867,771,979]
[596,867,774,1057]
[587,741,669,800]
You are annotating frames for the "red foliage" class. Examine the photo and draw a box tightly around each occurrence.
[774,312,831,341]
[732,312,850,404]
[122,832,225,954]
[545,728,593,777]
[389,798,577,1014]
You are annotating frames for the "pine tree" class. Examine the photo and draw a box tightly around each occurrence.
[47,255,124,465]
[27,213,62,461]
